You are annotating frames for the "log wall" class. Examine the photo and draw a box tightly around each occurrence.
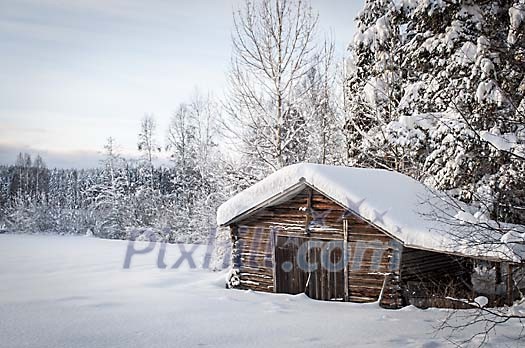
[229,186,403,308]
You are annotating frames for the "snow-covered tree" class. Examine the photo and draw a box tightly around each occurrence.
[137,114,158,166]
[225,0,319,172]
[166,92,224,242]
[302,39,345,164]
[345,0,525,224]
[344,4,525,341]
[137,113,159,189]
[344,0,408,171]
[90,138,131,239]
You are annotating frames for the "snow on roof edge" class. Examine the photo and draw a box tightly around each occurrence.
[217,163,520,261]
[219,180,308,227]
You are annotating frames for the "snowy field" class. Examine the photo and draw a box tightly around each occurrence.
[0,235,523,348]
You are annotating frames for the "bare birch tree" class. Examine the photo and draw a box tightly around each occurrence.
[188,91,220,174]
[224,0,319,172]
[166,91,224,240]
[137,114,158,166]
[137,114,159,188]
[301,38,344,165]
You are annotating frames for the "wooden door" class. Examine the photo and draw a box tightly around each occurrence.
[275,236,308,295]
[275,236,345,300]
[307,240,345,301]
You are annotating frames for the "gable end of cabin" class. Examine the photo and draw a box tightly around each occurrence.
[227,185,404,308]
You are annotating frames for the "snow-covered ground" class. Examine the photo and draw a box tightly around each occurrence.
[0,235,523,348]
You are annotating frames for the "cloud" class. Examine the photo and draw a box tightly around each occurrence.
[0,143,103,169]
[0,142,173,169]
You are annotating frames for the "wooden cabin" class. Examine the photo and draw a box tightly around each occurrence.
[217,163,521,309]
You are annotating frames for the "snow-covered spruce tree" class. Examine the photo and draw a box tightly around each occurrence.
[0,166,9,228]
[90,137,131,239]
[5,196,36,233]
[47,168,73,234]
[344,0,410,172]
[8,153,50,202]
[345,0,525,224]
[3,154,54,233]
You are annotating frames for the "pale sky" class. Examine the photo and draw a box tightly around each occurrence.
[0,0,362,168]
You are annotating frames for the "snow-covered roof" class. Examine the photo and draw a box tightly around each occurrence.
[217,163,523,261]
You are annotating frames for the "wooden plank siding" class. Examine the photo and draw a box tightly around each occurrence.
[274,236,308,295]
[400,247,474,308]
[307,241,345,301]
[230,186,404,308]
